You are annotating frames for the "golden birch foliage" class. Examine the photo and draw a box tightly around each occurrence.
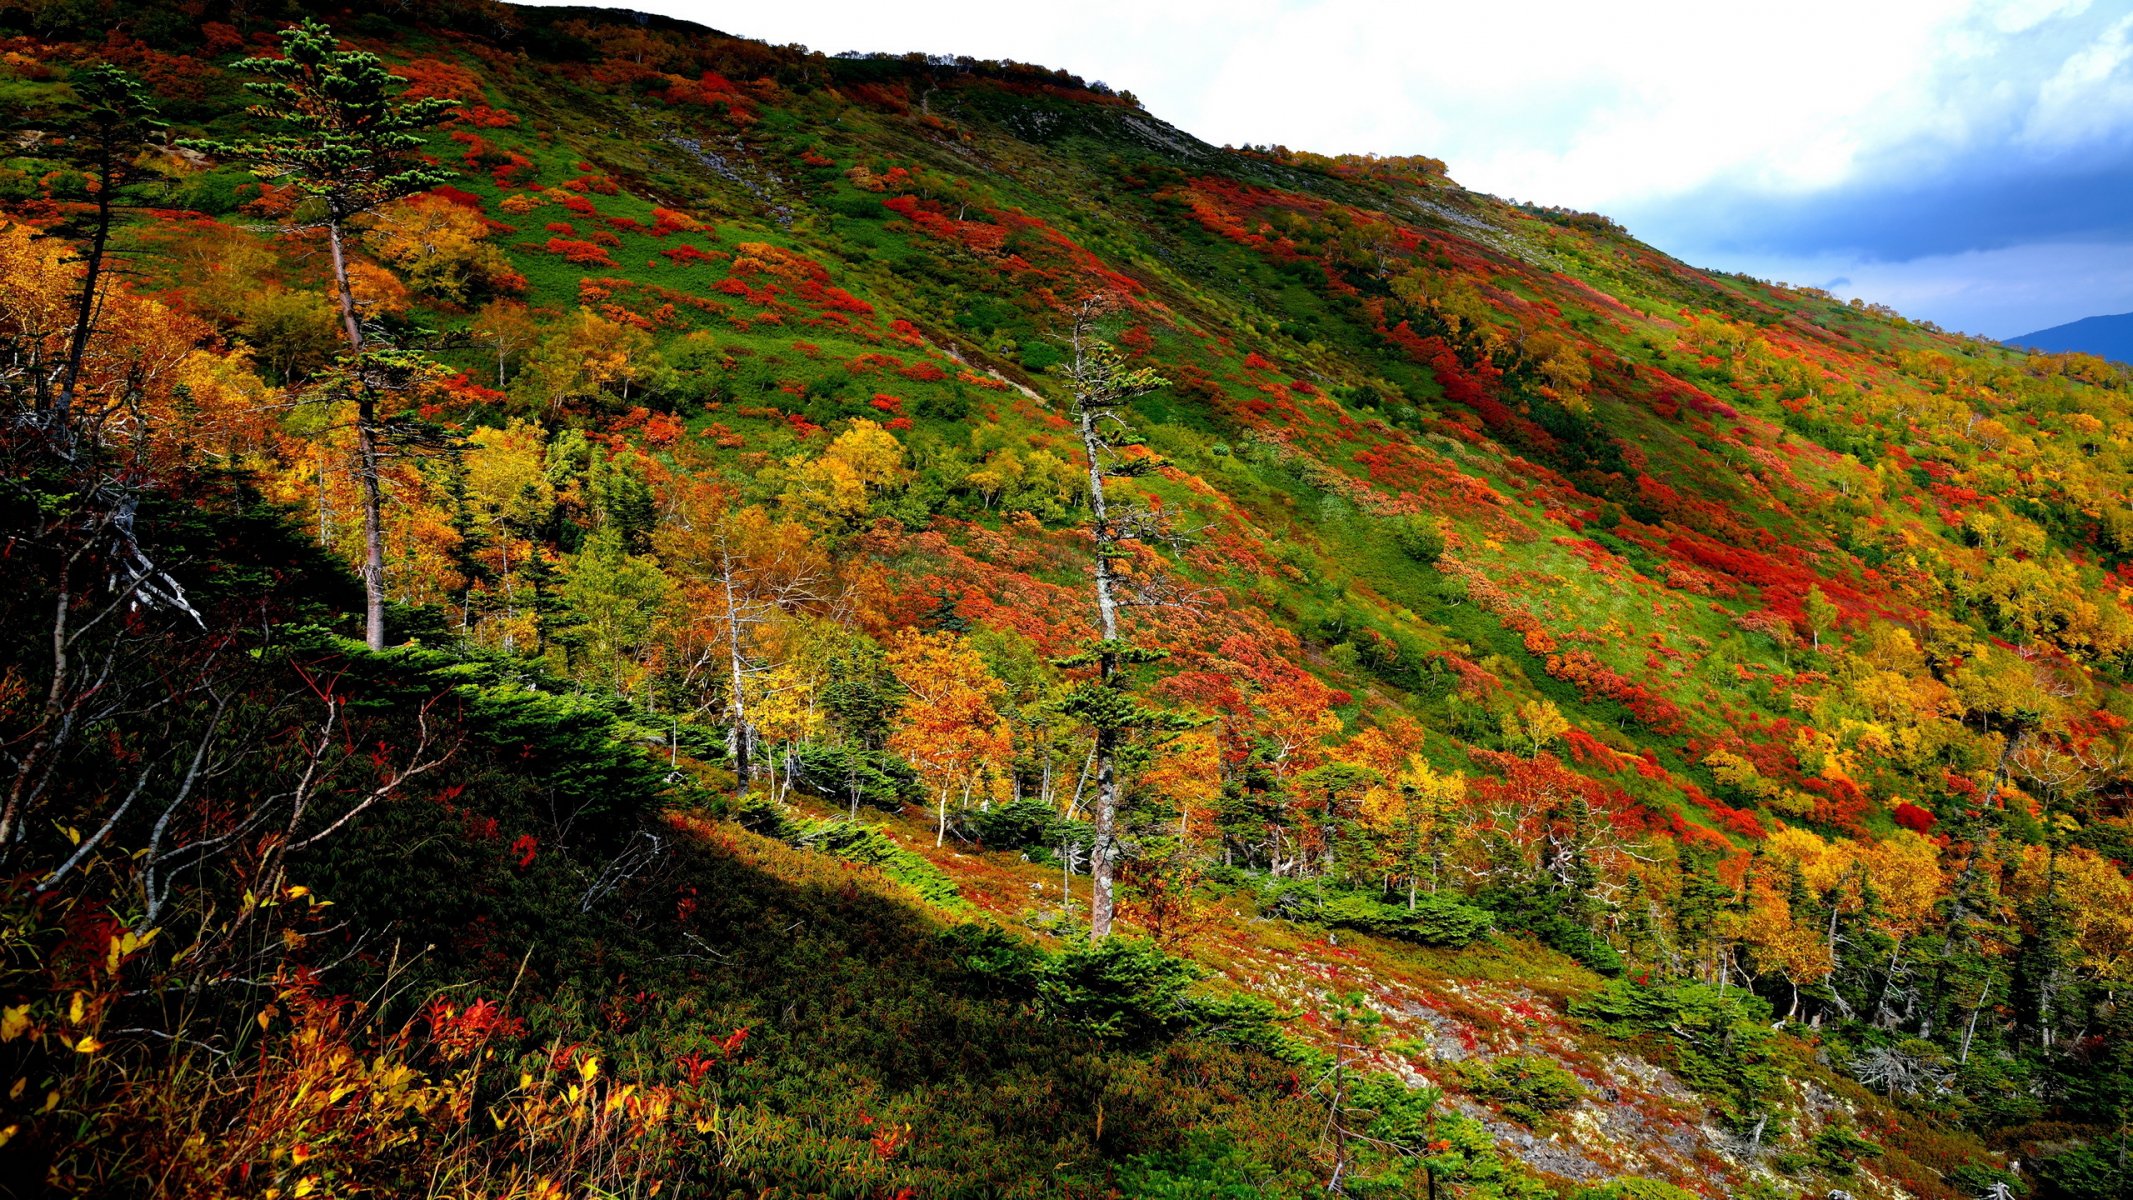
[778,419,910,527]
[1855,830,1942,942]
[0,223,73,352]
[1737,873,1834,989]
[169,348,282,465]
[518,307,656,413]
[1764,826,1855,898]
[466,419,555,527]
[2013,845,2133,984]
[1501,698,1569,757]
[1141,727,1223,835]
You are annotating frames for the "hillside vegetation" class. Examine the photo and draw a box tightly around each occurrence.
[1,3,2130,1198]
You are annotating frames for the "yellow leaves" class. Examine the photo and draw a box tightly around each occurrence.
[0,1007,28,1043]
[369,192,511,304]
[292,1175,319,1197]
[519,307,656,413]
[1856,830,1941,941]
[73,1035,105,1055]
[106,927,158,976]
[1359,755,1466,836]
[1703,748,1777,801]
[1499,698,1569,757]
[1141,727,1222,811]
[67,993,85,1025]
[777,419,910,527]
[1765,826,1860,901]
[0,222,76,345]
[1736,873,1834,988]
[367,1060,417,1103]
[2014,845,2133,983]
[750,655,826,748]
[579,1055,601,1083]
[465,418,556,527]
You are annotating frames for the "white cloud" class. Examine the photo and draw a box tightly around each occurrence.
[539,0,2115,205]
[2021,11,2133,146]
[1691,240,2133,337]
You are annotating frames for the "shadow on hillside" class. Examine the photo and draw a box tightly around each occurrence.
[312,800,1314,1197]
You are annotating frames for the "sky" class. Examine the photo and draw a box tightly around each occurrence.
[526,0,2133,339]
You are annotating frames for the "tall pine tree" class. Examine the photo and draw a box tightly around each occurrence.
[187,20,455,650]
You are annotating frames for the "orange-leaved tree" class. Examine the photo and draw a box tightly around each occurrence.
[886,629,1013,846]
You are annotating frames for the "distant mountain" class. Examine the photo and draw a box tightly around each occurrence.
[2005,310,2133,361]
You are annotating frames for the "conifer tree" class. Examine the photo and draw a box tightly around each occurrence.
[1059,295,1196,938]
[187,20,455,650]
[49,64,162,426]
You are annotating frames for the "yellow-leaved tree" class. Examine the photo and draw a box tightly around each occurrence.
[1358,755,1467,910]
[777,419,910,528]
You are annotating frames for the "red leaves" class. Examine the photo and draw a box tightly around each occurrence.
[510,834,538,870]
[871,1123,911,1160]
[1542,651,1686,735]
[1892,801,1937,833]
[674,1026,750,1088]
[423,996,524,1060]
[543,237,616,267]
[660,243,723,266]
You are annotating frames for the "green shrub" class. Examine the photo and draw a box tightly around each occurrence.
[1455,1054,1586,1125]
[1811,1124,1884,1175]
[969,797,1092,854]
[1481,888,1624,975]
[738,799,967,910]
[1263,880,1492,947]
[936,922,1045,996]
[1187,990,1291,1058]
[1389,514,1446,564]
[1570,979,1778,1130]
[787,741,921,811]
[1117,1134,1287,1199]
[1571,1179,1701,1200]
[1037,936,1201,1042]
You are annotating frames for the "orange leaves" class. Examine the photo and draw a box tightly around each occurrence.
[887,629,1014,841]
[1735,870,1834,992]
[1255,669,1344,777]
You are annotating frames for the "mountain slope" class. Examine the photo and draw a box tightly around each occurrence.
[2005,311,2133,363]
[2,3,2130,1199]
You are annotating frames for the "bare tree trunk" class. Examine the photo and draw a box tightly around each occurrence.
[1079,393,1123,939]
[718,539,754,793]
[324,213,387,651]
